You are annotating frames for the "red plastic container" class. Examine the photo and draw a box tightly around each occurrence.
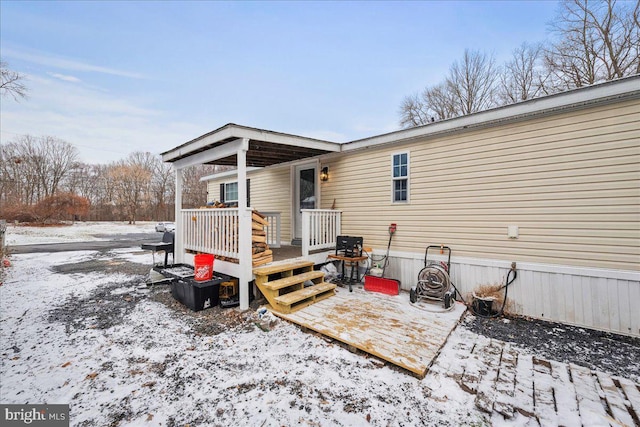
[193,254,214,281]
[364,275,400,295]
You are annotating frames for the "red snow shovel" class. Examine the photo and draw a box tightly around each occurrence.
[364,224,400,295]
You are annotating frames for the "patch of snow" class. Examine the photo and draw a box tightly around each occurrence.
[5,221,156,245]
[108,247,155,265]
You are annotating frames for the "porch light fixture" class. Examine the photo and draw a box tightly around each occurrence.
[320,166,329,182]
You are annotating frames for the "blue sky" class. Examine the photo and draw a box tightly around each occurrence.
[1,1,559,164]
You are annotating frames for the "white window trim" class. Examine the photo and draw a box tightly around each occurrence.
[224,181,238,204]
[391,151,410,204]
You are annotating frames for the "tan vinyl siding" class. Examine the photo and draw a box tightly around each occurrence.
[249,168,292,242]
[321,99,640,271]
[206,179,226,204]
[206,168,293,242]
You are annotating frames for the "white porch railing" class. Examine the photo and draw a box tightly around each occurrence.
[181,208,239,258]
[261,211,282,248]
[181,208,337,261]
[301,209,342,256]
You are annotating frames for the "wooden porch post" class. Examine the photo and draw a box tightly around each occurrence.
[237,138,251,310]
[174,166,184,264]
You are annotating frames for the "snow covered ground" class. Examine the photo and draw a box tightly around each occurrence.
[1,223,638,426]
[4,221,156,245]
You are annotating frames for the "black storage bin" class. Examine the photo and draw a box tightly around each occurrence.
[170,273,231,312]
[154,263,195,281]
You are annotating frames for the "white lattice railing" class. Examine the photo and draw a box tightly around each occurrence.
[181,208,239,258]
[301,209,342,256]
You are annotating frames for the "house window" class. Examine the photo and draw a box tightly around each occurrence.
[224,182,238,204]
[392,152,409,203]
[219,179,250,207]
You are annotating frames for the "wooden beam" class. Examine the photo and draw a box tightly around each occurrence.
[174,167,184,263]
[237,138,251,311]
[171,138,248,170]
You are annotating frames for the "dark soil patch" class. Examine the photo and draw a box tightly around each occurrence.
[464,313,640,382]
[48,253,154,331]
[47,278,148,332]
[53,258,150,276]
[149,285,265,336]
[48,253,263,336]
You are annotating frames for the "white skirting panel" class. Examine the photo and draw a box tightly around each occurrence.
[379,250,640,338]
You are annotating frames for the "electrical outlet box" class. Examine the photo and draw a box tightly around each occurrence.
[507,225,519,239]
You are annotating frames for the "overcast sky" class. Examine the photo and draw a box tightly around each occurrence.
[1,1,559,164]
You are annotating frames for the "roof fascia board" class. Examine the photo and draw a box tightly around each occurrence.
[163,124,340,163]
[163,125,235,162]
[343,76,640,152]
[240,126,340,152]
[172,138,247,170]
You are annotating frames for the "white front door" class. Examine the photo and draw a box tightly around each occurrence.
[294,163,318,241]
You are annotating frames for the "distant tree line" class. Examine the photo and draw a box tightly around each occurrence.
[0,135,226,224]
[400,0,640,127]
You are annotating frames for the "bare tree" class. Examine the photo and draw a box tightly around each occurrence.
[62,163,92,198]
[151,160,175,220]
[37,136,79,199]
[0,138,38,204]
[399,82,459,128]
[447,49,500,115]
[181,165,220,208]
[424,83,459,121]
[545,0,639,90]
[0,135,78,205]
[86,164,117,221]
[0,60,28,101]
[0,143,23,205]
[499,43,550,104]
[399,93,431,128]
[400,50,499,127]
[55,153,175,221]
[109,162,151,224]
[128,151,157,173]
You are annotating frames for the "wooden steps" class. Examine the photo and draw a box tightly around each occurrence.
[274,282,336,311]
[253,260,336,314]
[253,260,314,276]
[261,270,325,290]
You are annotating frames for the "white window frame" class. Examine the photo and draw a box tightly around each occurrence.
[391,151,410,204]
[224,181,238,205]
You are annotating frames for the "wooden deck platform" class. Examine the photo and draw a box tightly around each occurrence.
[269,287,466,377]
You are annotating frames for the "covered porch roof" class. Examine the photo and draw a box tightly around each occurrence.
[161,123,341,168]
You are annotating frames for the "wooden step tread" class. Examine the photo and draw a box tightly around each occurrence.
[261,271,325,290]
[253,260,314,276]
[274,282,336,306]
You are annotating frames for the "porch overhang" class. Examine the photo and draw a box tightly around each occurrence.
[161,123,341,168]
